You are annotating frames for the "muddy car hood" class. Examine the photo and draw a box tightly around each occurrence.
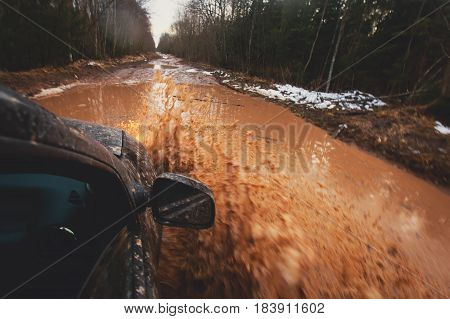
[62,118,123,157]
[0,86,123,171]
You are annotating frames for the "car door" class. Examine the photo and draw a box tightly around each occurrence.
[0,155,135,298]
[79,208,159,299]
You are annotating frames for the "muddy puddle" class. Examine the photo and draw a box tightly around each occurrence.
[35,61,450,298]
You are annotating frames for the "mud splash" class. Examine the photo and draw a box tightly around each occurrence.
[36,69,450,298]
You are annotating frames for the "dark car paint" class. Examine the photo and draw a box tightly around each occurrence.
[0,86,161,298]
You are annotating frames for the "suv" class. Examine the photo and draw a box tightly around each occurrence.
[0,86,215,298]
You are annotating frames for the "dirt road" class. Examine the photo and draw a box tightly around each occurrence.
[34,54,450,298]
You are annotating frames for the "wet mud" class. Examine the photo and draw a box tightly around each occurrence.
[35,55,450,298]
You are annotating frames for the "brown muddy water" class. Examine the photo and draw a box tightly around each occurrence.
[35,55,450,298]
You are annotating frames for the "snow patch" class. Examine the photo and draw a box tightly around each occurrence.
[243,83,385,111]
[34,83,81,98]
[87,61,100,67]
[123,80,140,85]
[185,68,198,73]
[435,121,450,135]
[215,71,385,111]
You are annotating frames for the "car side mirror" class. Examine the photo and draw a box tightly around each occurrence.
[151,173,215,229]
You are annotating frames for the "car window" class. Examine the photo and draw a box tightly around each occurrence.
[0,173,92,245]
[0,171,130,298]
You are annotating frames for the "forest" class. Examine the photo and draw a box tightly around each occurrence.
[0,0,155,71]
[158,0,450,103]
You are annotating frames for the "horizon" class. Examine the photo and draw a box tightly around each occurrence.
[148,0,188,46]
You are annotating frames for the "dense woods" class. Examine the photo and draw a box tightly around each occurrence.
[0,0,155,71]
[158,0,450,102]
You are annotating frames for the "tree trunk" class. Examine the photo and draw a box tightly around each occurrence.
[303,0,328,77]
[442,59,450,98]
[326,10,346,92]
[104,5,109,56]
[113,0,117,56]
[425,59,450,125]
[319,6,340,86]
[247,4,256,73]
[403,0,427,73]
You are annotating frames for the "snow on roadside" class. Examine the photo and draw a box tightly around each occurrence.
[33,83,82,98]
[87,61,103,67]
[184,68,213,75]
[434,121,450,135]
[244,83,385,111]
[215,71,386,111]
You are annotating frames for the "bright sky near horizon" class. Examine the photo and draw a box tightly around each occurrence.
[146,0,189,47]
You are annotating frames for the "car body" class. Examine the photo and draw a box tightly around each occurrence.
[0,85,215,298]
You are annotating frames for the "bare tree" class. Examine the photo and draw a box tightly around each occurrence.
[304,0,328,77]
[326,1,347,92]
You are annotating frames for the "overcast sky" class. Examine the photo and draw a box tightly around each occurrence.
[146,0,188,46]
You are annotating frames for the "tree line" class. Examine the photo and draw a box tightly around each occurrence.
[0,0,155,71]
[158,0,449,102]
